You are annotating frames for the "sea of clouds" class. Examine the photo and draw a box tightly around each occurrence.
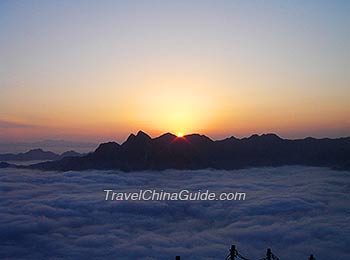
[0,166,349,260]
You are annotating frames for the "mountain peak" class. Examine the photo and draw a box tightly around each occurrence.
[261,133,282,140]
[125,133,136,142]
[28,148,44,153]
[247,134,259,140]
[185,134,213,142]
[122,131,151,147]
[245,133,282,141]
[94,142,120,153]
[153,132,177,146]
[136,130,151,139]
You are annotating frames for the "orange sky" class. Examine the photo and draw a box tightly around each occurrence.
[1,1,349,142]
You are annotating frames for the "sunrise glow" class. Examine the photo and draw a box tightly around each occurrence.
[177,133,184,138]
[0,1,349,143]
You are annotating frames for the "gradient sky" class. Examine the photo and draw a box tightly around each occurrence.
[0,0,349,142]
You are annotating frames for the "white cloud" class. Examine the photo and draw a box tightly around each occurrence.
[0,166,349,260]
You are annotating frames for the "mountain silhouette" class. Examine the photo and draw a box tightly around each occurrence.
[3,131,349,171]
[0,149,82,162]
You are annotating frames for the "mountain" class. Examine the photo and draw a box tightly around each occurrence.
[59,150,82,158]
[7,131,348,172]
[0,149,83,162]
[0,140,97,154]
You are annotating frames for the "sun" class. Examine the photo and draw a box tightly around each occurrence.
[177,132,184,138]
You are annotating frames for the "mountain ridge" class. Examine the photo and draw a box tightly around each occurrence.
[0,149,83,162]
[2,131,349,171]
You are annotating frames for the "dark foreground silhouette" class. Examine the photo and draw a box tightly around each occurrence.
[176,244,316,260]
[1,131,349,171]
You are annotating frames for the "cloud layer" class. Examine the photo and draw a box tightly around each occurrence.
[0,166,349,260]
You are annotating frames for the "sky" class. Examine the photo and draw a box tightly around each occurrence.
[0,0,349,142]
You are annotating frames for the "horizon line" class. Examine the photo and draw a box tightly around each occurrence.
[1,130,350,144]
